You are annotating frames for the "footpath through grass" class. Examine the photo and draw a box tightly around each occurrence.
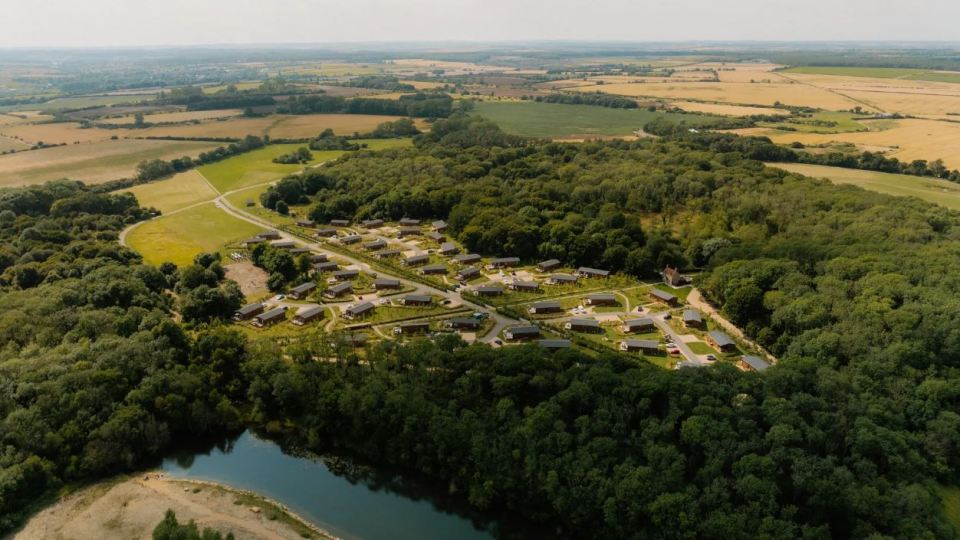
[127,202,263,266]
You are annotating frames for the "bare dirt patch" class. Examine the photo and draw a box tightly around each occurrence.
[225,261,269,298]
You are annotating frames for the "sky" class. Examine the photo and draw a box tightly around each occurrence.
[4,0,960,47]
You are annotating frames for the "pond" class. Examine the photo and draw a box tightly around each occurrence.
[159,430,497,540]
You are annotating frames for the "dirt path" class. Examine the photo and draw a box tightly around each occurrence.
[687,288,778,363]
[10,475,334,540]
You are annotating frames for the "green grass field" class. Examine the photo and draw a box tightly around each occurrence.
[472,101,717,139]
[784,66,960,84]
[767,162,960,211]
[126,202,263,266]
[122,170,218,213]
[199,139,412,193]
[940,486,960,534]
[759,111,877,134]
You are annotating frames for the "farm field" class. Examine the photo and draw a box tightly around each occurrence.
[0,135,27,152]
[757,111,887,134]
[122,170,218,213]
[472,101,712,139]
[0,139,221,186]
[750,118,960,169]
[784,66,960,84]
[766,162,960,211]
[669,101,790,117]
[126,202,262,266]
[105,108,243,124]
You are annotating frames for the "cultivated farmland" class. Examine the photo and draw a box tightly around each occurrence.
[125,202,262,266]
[105,109,243,124]
[0,139,221,186]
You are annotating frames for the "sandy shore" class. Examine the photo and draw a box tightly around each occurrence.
[9,473,338,540]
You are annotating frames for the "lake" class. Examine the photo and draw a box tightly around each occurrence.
[160,430,495,540]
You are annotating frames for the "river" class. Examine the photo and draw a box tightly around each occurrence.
[159,430,497,540]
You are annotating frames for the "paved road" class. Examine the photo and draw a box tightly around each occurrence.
[687,288,777,364]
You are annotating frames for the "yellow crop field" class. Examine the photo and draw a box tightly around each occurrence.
[670,101,790,117]
[265,114,426,138]
[121,170,218,214]
[106,109,243,124]
[0,139,221,186]
[570,81,862,110]
[0,135,28,152]
[0,122,120,145]
[752,118,960,169]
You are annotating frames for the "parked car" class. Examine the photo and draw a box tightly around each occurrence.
[441,299,451,305]
[663,314,672,320]
[669,348,681,355]
[705,354,717,361]
[274,294,285,301]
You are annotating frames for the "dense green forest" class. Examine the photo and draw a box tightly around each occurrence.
[5,115,960,538]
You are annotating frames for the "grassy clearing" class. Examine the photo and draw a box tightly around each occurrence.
[767,162,960,211]
[939,486,960,534]
[198,144,340,193]
[126,202,262,266]
[0,139,221,186]
[473,101,718,139]
[759,111,877,134]
[122,170,218,213]
[785,66,960,84]
[687,341,717,355]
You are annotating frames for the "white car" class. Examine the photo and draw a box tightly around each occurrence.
[274,294,285,301]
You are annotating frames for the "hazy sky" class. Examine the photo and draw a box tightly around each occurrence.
[5,0,960,47]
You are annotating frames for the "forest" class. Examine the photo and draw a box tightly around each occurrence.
[4,116,960,538]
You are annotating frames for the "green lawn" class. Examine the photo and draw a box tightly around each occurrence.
[758,111,878,134]
[940,486,960,534]
[126,202,263,266]
[123,169,218,213]
[784,66,960,84]
[472,101,720,139]
[767,162,960,211]
[199,138,412,193]
[687,341,717,355]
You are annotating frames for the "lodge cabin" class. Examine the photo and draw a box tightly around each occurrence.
[313,261,339,272]
[395,322,429,334]
[585,293,617,306]
[362,219,384,228]
[344,301,375,319]
[509,280,540,292]
[455,266,481,280]
[488,257,520,269]
[432,220,447,232]
[339,234,362,245]
[242,236,266,247]
[662,265,689,287]
[296,219,315,228]
[310,254,329,263]
[315,228,337,238]
[401,294,433,306]
[332,269,359,281]
[324,282,353,299]
[474,286,504,297]
[439,242,460,256]
[373,278,401,290]
[683,309,703,328]
[452,253,482,265]
[399,218,420,226]
[287,281,317,300]
[292,305,324,325]
[539,339,572,350]
[426,231,446,243]
[270,240,295,249]
[547,274,578,285]
[398,226,421,238]
[258,231,282,240]
[252,307,287,328]
[565,318,601,333]
[706,331,737,352]
[377,249,402,259]
[620,339,660,354]
[536,259,562,272]
[577,267,610,278]
[740,355,771,372]
[364,238,387,251]
[330,219,350,227]
[289,248,310,255]
[648,289,678,305]
[529,300,563,314]
[505,325,540,340]
[420,263,447,275]
[233,302,264,321]
[447,318,481,330]
[621,318,655,333]
[402,253,429,266]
